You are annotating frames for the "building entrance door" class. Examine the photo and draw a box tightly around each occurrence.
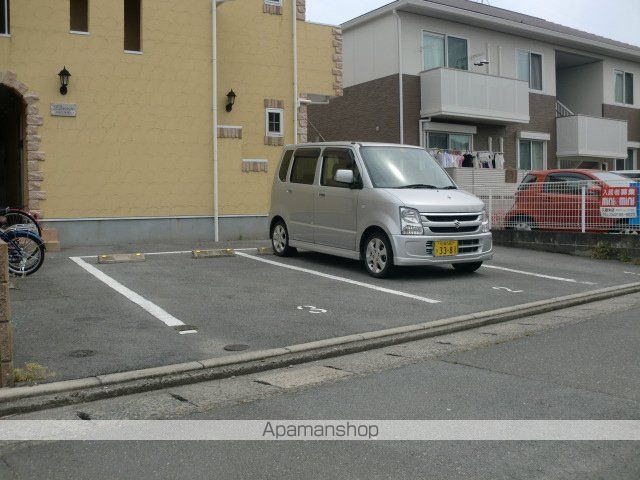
[0,85,24,207]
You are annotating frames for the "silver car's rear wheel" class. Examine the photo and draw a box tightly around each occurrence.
[271,220,296,257]
[363,232,394,278]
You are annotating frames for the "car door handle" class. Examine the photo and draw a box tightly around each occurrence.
[318,192,326,197]
[286,189,293,194]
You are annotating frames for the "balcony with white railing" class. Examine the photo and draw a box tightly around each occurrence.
[420,67,530,124]
[556,115,628,159]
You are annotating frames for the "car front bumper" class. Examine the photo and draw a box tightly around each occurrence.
[390,232,493,266]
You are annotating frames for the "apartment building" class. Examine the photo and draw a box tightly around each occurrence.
[0,0,341,246]
[308,0,640,178]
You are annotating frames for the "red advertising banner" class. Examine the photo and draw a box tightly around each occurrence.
[600,186,638,218]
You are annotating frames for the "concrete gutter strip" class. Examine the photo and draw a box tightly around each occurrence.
[1,282,639,415]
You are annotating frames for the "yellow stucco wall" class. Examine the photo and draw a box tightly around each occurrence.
[0,0,336,219]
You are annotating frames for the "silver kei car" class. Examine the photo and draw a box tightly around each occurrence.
[268,142,493,278]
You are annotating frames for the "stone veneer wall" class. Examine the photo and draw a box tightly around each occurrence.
[0,241,13,388]
[0,72,45,216]
[602,104,640,143]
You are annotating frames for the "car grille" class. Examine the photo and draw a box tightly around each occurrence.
[425,239,481,256]
[420,212,482,235]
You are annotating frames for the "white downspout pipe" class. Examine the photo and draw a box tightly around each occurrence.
[212,0,219,241]
[393,10,404,144]
[293,1,299,144]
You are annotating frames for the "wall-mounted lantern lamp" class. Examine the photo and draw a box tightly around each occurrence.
[58,67,71,95]
[225,90,236,112]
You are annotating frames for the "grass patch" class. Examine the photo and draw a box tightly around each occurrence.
[619,250,632,263]
[591,242,614,260]
[14,362,55,383]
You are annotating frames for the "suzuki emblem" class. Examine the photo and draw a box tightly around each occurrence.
[454,220,461,229]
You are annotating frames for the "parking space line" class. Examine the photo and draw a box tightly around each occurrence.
[70,257,187,329]
[483,264,596,285]
[235,252,441,304]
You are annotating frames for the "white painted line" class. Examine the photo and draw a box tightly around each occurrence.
[625,271,640,276]
[484,264,597,285]
[78,247,262,260]
[70,257,187,329]
[179,330,198,335]
[235,252,440,304]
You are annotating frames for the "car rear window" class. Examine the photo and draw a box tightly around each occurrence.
[290,148,321,185]
[518,174,537,191]
[278,150,294,182]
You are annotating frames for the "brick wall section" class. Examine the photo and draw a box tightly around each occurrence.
[308,74,400,143]
[402,75,421,146]
[0,240,13,388]
[602,104,640,142]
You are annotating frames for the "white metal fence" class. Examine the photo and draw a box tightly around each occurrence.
[462,179,640,234]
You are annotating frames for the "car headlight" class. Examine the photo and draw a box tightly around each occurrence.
[400,207,424,235]
[480,208,490,233]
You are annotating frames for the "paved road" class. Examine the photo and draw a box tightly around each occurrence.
[9,243,640,382]
[1,296,639,479]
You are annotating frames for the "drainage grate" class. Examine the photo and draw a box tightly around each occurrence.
[224,344,249,352]
[68,350,96,358]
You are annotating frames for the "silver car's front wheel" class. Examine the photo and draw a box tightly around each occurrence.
[363,232,394,278]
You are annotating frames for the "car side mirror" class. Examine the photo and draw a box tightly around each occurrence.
[588,184,602,196]
[335,169,354,185]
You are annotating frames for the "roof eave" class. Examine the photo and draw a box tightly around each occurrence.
[342,0,640,62]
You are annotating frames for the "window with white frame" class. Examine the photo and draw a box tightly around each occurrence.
[517,50,543,91]
[264,0,283,6]
[426,132,472,151]
[0,0,9,35]
[70,0,89,33]
[422,32,468,71]
[615,149,637,171]
[518,139,546,171]
[614,70,634,105]
[266,108,283,137]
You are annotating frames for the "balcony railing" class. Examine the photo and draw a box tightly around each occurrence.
[420,67,530,124]
[556,115,628,159]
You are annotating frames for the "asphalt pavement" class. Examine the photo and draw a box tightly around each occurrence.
[1,296,639,479]
[8,243,640,383]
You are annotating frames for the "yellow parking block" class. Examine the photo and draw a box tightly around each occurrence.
[192,248,236,259]
[98,253,145,264]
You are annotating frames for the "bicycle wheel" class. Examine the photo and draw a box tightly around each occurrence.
[5,230,46,276]
[0,209,42,236]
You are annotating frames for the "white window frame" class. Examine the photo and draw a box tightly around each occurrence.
[425,131,473,151]
[516,49,544,92]
[69,0,90,35]
[264,0,282,6]
[421,30,470,71]
[615,149,637,171]
[0,0,9,37]
[266,108,284,137]
[614,69,634,106]
[517,138,547,171]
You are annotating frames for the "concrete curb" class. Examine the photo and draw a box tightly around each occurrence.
[2,282,640,416]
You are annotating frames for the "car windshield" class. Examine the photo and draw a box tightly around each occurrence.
[359,146,456,189]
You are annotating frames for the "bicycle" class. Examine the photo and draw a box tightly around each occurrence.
[0,228,46,276]
[0,207,42,237]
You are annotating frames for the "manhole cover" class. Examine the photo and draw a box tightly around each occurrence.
[224,344,249,352]
[68,350,96,358]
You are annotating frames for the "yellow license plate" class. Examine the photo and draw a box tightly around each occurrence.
[434,240,459,257]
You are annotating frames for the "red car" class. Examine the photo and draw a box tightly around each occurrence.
[506,169,635,232]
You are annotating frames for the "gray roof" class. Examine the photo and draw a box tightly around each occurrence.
[343,0,640,59]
